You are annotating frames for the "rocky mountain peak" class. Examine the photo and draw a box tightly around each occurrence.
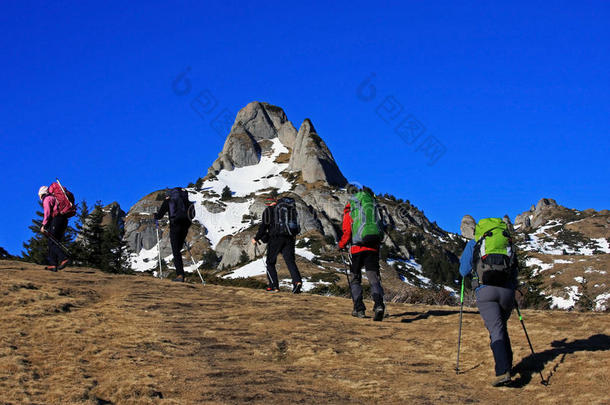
[515,197,564,229]
[207,102,346,187]
[288,118,347,187]
[208,101,298,176]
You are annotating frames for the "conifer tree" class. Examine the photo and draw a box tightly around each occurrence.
[100,222,132,273]
[0,247,13,259]
[21,202,47,263]
[71,200,90,265]
[78,201,105,268]
[517,252,551,309]
[221,186,232,201]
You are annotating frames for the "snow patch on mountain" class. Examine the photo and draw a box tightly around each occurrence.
[525,257,554,276]
[549,286,580,310]
[130,247,160,272]
[202,138,291,197]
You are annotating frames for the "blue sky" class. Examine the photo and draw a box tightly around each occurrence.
[1,1,608,255]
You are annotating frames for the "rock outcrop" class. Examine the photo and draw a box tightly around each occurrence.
[515,198,562,229]
[208,102,297,175]
[288,119,347,187]
[460,215,476,239]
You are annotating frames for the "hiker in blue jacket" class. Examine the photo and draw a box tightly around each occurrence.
[459,216,519,387]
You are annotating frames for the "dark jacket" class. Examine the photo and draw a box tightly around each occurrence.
[154,195,193,225]
[254,205,274,242]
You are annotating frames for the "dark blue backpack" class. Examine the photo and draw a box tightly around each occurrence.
[168,188,190,223]
[273,197,300,236]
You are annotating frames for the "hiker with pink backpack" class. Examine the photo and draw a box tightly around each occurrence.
[38,179,76,271]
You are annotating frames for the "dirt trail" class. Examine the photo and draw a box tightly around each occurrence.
[1,260,609,404]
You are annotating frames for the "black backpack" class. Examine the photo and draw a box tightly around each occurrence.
[273,197,300,236]
[168,188,190,223]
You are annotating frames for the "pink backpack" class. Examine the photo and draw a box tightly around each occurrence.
[48,181,76,218]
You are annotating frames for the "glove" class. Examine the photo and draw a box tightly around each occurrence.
[155,219,159,228]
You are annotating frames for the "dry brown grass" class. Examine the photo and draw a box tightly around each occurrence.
[1,260,609,404]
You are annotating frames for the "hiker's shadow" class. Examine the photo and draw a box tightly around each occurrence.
[395,310,479,323]
[511,333,610,387]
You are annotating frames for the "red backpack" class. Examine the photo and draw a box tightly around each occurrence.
[48,181,77,218]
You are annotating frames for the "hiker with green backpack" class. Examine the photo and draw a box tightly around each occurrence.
[459,217,519,387]
[338,188,386,321]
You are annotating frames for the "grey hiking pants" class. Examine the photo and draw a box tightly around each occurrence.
[476,285,515,376]
[349,250,384,312]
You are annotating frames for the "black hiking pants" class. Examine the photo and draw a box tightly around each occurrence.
[349,250,384,312]
[476,285,515,376]
[169,221,190,277]
[266,236,301,289]
[47,215,68,266]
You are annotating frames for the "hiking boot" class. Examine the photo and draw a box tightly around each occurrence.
[373,306,385,322]
[266,287,280,293]
[172,275,184,282]
[44,266,57,272]
[491,372,511,387]
[352,310,366,318]
[292,282,302,294]
[57,259,71,270]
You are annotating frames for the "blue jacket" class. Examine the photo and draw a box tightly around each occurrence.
[459,239,476,278]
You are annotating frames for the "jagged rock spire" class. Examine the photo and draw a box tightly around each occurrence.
[288,119,347,187]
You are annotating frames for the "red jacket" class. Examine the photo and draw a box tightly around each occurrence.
[338,202,378,254]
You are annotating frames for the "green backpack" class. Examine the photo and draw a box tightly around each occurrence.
[472,218,515,287]
[349,191,384,246]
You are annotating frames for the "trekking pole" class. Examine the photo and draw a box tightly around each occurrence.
[455,277,465,374]
[514,300,546,385]
[184,241,205,285]
[340,249,353,299]
[155,220,163,279]
[42,230,72,257]
[55,178,74,209]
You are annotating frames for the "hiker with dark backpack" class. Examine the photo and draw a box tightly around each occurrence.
[38,180,76,271]
[154,188,194,282]
[459,217,519,387]
[252,196,302,293]
[338,189,386,321]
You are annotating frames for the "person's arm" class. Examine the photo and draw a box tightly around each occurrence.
[338,203,352,249]
[459,239,476,277]
[41,196,55,228]
[154,199,169,220]
[254,207,270,242]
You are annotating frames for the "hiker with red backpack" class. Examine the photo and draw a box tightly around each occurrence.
[459,217,519,387]
[252,195,302,293]
[154,188,194,282]
[338,188,386,321]
[38,180,76,271]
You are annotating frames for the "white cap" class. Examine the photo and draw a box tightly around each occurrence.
[38,186,48,200]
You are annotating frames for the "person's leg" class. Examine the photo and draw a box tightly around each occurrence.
[174,224,190,277]
[265,237,282,290]
[476,286,512,377]
[498,288,516,371]
[280,237,302,290]
[363,250,384,311]
[48,216,68,266]
[349,252,365,312]
[47,234,57,266]
[169,225,185,278]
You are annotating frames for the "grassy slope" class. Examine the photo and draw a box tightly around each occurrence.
[1,260,608,405]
